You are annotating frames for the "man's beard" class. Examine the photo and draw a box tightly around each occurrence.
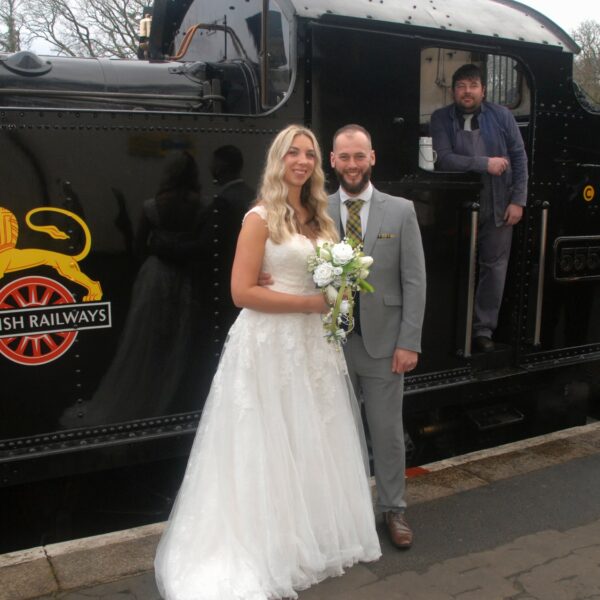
[457,97,482,113]
[335,166,371,195]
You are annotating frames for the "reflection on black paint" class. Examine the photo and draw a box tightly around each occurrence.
[61,152,208,425]
[60,148,254,427]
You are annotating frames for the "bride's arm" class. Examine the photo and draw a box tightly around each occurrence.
[231,213,327,314]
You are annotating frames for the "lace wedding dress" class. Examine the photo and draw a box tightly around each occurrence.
[155,206,381,600]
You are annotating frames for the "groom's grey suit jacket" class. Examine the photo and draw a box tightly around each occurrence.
[328,188,426,359]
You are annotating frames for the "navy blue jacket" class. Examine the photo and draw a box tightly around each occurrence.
[430,101,528,224]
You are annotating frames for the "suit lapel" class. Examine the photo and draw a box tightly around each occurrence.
[363,189,385,255]
[328,192,342,238]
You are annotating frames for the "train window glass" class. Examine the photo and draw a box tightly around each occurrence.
[176,1,262,64]
[420,48,530,127]
[486,55,521,109]
[174,0,292,113]
[261,3,293,108]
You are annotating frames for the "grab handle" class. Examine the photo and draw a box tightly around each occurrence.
[533,202,549,346]
[464,202,480,358]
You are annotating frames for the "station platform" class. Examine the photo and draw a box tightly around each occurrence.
[3,421,600,600]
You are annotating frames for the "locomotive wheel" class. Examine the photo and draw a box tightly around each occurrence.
[0,276,78,365]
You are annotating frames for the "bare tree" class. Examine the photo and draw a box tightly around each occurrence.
[572,20,600,105]
[24,0,147,58]
[0,0,23,52]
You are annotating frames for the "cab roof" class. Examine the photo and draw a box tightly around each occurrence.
[286,0,579,53]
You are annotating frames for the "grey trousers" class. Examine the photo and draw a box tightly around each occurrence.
[473,215,514,339]
[344,333,406,513]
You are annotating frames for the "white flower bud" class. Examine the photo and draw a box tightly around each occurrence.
[318,245,332,261]
[340,299,351,314]
[325,285,338,305]
[359,256,374,268]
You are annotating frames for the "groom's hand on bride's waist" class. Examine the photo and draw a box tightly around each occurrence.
[258,271,274,286]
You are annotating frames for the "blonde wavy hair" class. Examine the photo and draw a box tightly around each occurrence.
[257,125,338,244]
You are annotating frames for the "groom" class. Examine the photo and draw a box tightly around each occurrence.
[329,124,426,549]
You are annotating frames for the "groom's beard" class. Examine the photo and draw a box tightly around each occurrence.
[334,166,372,196]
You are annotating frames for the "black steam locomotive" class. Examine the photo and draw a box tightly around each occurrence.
[1,0,599,521]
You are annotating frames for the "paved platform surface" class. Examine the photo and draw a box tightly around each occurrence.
[6,422,600,600]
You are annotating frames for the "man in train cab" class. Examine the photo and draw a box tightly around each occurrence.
[329,124,427,549]
[430,63,528,353]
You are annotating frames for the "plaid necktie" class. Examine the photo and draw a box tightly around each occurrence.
[344,199,364,246]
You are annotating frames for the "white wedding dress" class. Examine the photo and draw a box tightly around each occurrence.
[155,206,381,600]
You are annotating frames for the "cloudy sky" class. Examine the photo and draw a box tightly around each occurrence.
[518,0,600,34]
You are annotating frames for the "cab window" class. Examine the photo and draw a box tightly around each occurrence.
[174,0,292,113]
[419,47,531,129]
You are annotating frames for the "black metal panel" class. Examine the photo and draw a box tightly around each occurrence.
[2,3,600,494]
[149,0,195,60]
[516,48,600,358]
[310,21,421,181]
[0,107,301,480]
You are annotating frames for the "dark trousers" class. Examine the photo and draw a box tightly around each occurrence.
[473,215,514,338]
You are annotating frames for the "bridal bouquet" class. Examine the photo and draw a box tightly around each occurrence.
[308,239,374,345]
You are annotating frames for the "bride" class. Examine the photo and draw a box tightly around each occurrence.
[154,125,381,600]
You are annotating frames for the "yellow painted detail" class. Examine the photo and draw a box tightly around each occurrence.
[583,185,595,202]
[0,207,19,252]
[0,207,102,301]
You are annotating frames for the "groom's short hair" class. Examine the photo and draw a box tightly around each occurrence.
[333,124,372,145]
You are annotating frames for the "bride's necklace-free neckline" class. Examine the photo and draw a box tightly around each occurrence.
[293,211,319,241]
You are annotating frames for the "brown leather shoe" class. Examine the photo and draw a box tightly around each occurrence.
[385,511,413,549]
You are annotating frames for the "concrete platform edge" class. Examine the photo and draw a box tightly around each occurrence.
[4,421,600,600]
[0,523,165,600]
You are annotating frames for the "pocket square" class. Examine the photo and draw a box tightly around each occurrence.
[377,233,396,239]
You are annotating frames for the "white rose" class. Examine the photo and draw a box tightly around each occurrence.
[359,268,370,279]
[313,262,335,287]
[331,242,354,265]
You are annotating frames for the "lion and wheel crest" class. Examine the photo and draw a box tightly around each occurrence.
[0,206,104,365]
[0,206,102,300]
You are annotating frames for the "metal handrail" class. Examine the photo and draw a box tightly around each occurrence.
[260,0,270,109]
[464,202,480,358]
[170,23,250,62]
[533,201,550,346]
